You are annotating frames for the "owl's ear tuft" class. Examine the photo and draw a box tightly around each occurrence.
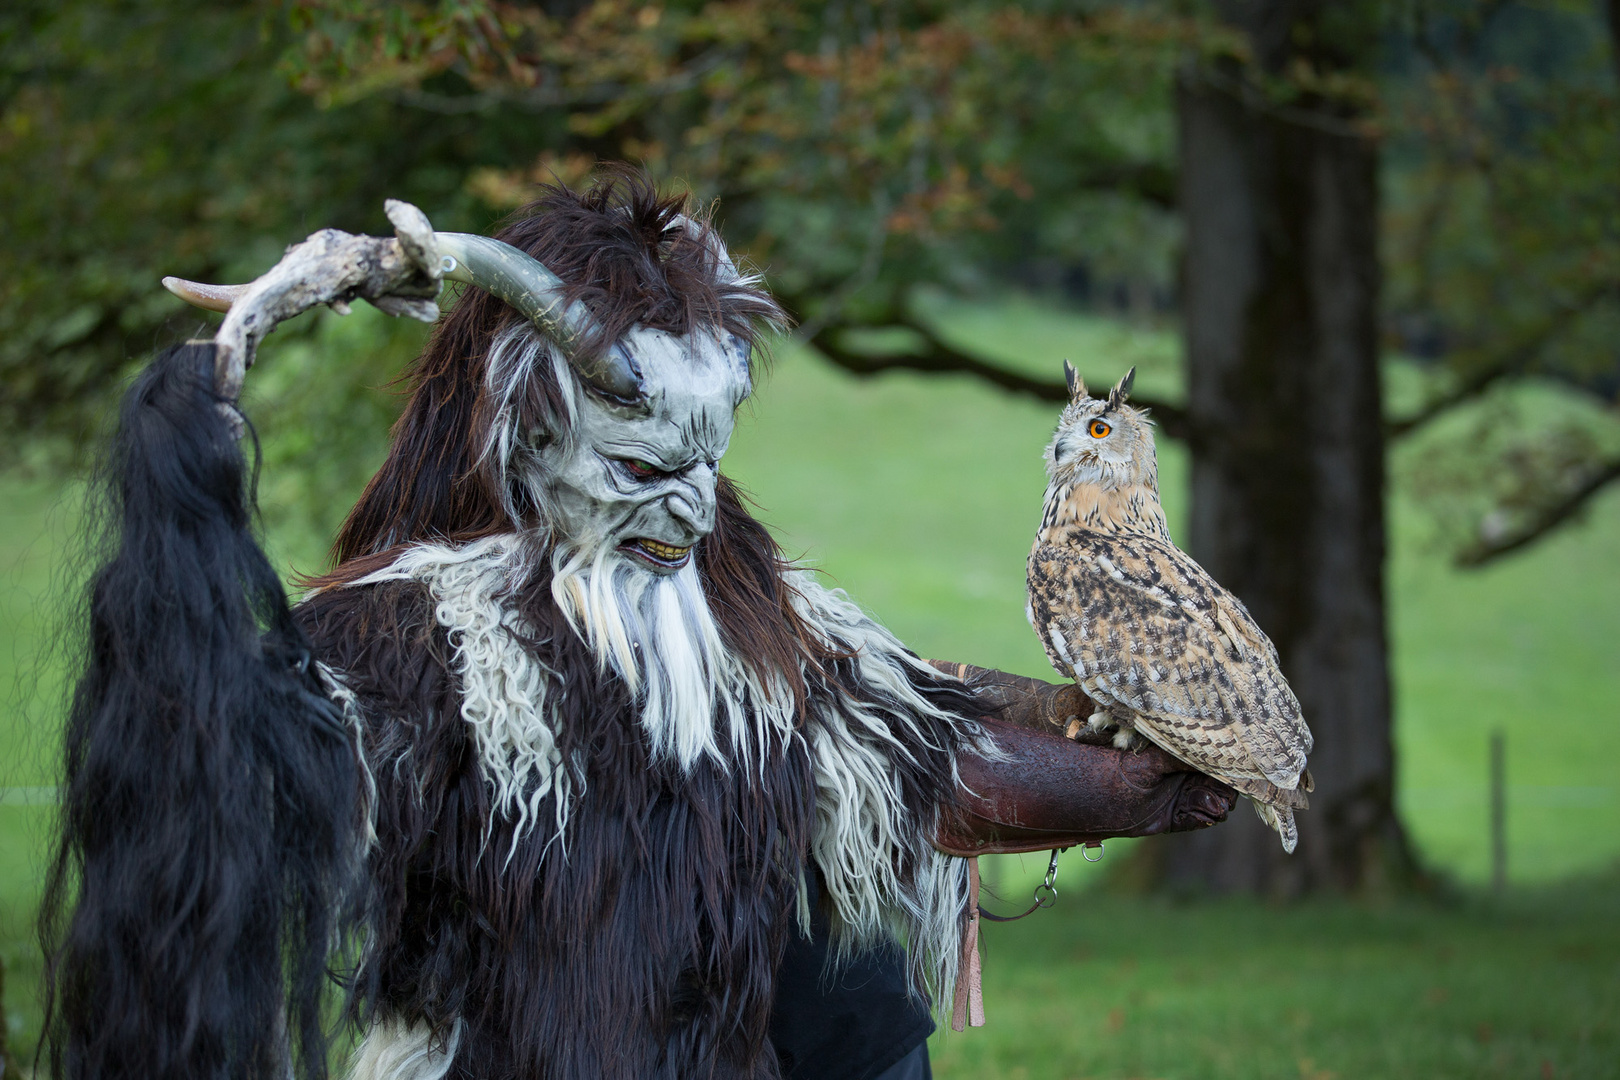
[1063,359,1087,401]
[1107,367,1136,409]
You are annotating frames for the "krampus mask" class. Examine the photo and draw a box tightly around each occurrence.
[165,192,768,570]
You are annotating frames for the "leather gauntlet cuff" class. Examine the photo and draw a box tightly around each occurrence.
[927,660,1112,745]
[934,717,1237,857]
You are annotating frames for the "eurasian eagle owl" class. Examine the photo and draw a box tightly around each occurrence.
[1026,365,1315,852]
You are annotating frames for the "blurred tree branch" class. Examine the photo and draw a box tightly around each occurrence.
[1385,283,1618,441]
[1457,454,1620,566]
[1069,161,1178,211]
[1608,0,1620,88]
[1379,1,1620,569]
[804,315,1193,441]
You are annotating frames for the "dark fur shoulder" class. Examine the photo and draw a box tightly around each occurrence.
[296,578,482,1035]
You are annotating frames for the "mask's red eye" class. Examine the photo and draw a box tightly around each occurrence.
[1088,419,1112,439]
[623,459,664,478]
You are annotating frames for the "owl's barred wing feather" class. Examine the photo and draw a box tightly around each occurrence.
[1027,532,1311,790]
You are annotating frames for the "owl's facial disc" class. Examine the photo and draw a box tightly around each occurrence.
[1047,399,1139,489]
[527,326,751,573]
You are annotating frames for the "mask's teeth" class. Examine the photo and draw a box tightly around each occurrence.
[636,539,692,561]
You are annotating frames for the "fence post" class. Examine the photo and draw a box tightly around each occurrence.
[0,955,23,1080]
[1489,729,1506,894]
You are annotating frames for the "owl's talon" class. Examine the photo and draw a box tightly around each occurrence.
[1064,718,1083,740]
[1087,711,1110,732]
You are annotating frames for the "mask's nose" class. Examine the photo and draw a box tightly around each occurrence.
[665,463,718,538]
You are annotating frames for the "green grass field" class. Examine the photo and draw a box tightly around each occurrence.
[926,876,1618,1079]
[3,296,1618,1074]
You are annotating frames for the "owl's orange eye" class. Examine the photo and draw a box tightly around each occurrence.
[1088,419,1112,439]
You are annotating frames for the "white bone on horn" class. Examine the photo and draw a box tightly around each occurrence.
[163,277,250,313]
[210,216,444,402]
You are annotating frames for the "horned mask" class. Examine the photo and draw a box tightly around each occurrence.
[166,200,758,572]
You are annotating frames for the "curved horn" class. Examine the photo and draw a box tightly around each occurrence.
[435,232,643,403]
[163,277,250,313]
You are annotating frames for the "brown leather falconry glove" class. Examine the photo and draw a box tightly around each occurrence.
[927,661,1239,856]
[929,661,1106,743]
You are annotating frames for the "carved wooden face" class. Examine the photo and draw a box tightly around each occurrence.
[527,326,752,573]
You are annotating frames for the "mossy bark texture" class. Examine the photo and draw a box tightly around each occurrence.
[1156,0,1419,894]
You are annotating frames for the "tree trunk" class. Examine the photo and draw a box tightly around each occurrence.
[1150,3,1418,893]
[1608,0,1620,89]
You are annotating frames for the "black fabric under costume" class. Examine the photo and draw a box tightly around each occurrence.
[295,564,975,1080]
[769,868,934,1080]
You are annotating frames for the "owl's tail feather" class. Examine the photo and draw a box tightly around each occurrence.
[1251,800,1299,854]
[1225,774,1310,811]
[1223,775,1306,853]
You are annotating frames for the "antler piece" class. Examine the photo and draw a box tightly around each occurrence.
[385,199,442,282]
[163,277,250,313]
[161,199,655,416]
[205,203,447,402]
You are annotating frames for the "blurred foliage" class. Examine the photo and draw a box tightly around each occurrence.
[0,0,559,462]
[277,0,1211,323]
[2,0,1618,564]
[244,303,432,574]
[1383,0,1620,563]
[1,1,1206,452]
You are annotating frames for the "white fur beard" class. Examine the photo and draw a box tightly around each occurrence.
[351,535,798,853]
[349,1018,461,1080]
[549,538,796,773]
